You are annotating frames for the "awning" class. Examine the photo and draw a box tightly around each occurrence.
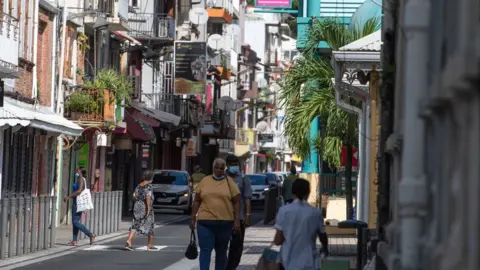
[130,104,181,126]
[125,110,155,141]
[111,31,142,45]
[1,97,84,136]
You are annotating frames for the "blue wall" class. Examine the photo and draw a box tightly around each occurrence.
[302,116,319,173]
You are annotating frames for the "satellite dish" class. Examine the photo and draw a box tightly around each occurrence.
[256,121,270,133]
[189,8,208,25]
[256,77,268,88]
[217,96,235,111]
[226,24,241,36]
[207,34,224,50]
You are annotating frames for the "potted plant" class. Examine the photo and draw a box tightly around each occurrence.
[65,91,99,120]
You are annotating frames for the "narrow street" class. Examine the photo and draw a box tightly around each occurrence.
[10,208,264,270]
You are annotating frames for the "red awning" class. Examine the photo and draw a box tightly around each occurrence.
[111,31,142,45]
[257,153,266,158]
[125,111,155,141]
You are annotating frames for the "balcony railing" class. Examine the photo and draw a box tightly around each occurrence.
[64,88,115,123]
[0,12,19,73]
[209,52,231,67]
[128,13,174,40]
[265,49,278,66]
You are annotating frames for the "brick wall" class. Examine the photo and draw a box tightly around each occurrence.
[36,8,54,106]
[16,60,34,98]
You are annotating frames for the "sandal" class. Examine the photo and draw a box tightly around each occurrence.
[90,234,96,245]
[147,245,158,251]
[124,241,133,251]
[70,241,78,246]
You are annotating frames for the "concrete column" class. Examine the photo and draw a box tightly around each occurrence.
[398,0,430,269]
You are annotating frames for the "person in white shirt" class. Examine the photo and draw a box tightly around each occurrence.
[273,178,329,270]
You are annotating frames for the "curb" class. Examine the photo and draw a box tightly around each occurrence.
[0,215,189,269]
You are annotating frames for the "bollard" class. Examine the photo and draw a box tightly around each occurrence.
[8,197,16,257]
[50,196,57,248]
[31,197,38,253]
[44,196,50,249]
[17,197,24,256]
[38,196,45,250]
[23,197,31,254]
[99,192,105,236]
[0,198,8,259]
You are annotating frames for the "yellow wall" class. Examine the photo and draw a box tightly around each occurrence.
[234,128,256,156]
[368,68,381,229]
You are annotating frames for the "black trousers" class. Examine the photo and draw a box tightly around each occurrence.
[226,220,246,270]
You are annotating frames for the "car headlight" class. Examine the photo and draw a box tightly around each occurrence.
[264,188,269,191]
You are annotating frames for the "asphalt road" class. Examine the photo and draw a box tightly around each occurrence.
[14,207,264,270]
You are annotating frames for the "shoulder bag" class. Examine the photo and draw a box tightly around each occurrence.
[76,177,94,212]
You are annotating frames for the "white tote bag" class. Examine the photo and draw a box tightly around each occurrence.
[76,178,94,212]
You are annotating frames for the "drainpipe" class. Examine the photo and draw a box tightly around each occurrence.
[334,62,366,222]
[32,0,40,99]
[398,0,430,269]
[57,5,67,115]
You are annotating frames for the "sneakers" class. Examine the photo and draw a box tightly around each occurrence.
[124,242,133,251]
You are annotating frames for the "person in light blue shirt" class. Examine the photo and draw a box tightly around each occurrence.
[273,178,329,270]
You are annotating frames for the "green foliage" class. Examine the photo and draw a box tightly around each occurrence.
[279,18,379,169]
[84,69,134,106]
[65,91,98,113]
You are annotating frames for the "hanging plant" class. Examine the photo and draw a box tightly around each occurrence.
[77,32,90,53]
[65,91,99,113]
[83,69,134,106]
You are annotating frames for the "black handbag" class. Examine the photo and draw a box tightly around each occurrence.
[185,230,198,260]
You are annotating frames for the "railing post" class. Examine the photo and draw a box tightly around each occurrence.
[104,192,110,234]
[50,196,57,248]
[23,196,31,254]
[112,191,117,232]
[44,196,50,249]
[38,196,45,250]
[99,192,105,236]
[93,192,99,235]
[8,197,16,257]
[16,197,24,256]
[31,197,38,253]
[0,198,9,259]
[109,192,114,233]
[118,191,123,230]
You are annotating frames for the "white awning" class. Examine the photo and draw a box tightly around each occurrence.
[1,97,84,136]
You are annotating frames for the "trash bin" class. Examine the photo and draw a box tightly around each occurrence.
[338,220,368,270]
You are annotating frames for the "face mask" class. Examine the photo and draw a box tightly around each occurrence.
[228,166,239,175]
[75,172,80,178]
[212,174,226,180]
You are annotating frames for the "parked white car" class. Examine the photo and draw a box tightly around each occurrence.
[245,174,271,202]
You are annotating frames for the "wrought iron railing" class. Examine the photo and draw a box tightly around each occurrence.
[128,13,173,39]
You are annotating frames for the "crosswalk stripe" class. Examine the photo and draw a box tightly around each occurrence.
[83,245,168,251]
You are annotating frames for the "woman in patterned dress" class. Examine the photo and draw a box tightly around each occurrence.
[125,170,156,250]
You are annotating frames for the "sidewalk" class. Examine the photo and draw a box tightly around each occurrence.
[236,223,357,270]
[54,219,131,246]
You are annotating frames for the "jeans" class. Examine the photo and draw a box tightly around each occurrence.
[197,220,234,270]
[72,202,93,241]
[226,220,246,270]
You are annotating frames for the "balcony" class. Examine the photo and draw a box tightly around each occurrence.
[265,49,278,67]
[206,0,233,23]
[209,53,232,79]
[235,128,256,156]
[84,0,129,31]
[0,12,19,78]
[128,13,174,42]
[64,88,116,126]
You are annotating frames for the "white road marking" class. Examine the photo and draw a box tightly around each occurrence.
[83,245,111,251]
[162,257,199,270]
[135,245,167,251]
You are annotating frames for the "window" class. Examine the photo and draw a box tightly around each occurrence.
[207,23,223,35]
[131,0,138,7]
[153,171,189,186]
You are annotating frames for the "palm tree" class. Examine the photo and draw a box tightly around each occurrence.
[279,18,380,219]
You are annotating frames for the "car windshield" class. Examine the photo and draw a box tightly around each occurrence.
[264,173,277,185]
[246,175,268,186]
[153,171,188,186]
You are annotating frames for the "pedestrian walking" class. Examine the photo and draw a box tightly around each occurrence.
[190,158,241,270]
[125,170,157,251]
[225,154,252,270]
[273,178,329,270]
[63,167,96,246]
[282,166,298,205]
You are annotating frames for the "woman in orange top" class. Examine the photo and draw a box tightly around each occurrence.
[190,158,241,270]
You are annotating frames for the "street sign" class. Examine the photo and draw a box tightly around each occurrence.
[258,134,274,143]
[341,145,359,168]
